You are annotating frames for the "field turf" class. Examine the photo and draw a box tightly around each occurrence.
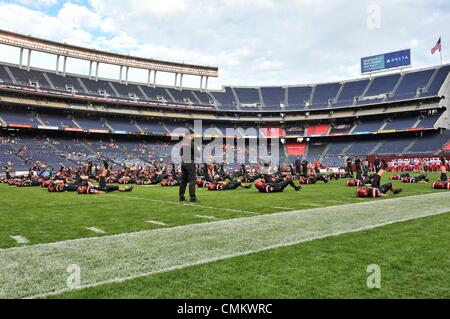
[0,173,449,298]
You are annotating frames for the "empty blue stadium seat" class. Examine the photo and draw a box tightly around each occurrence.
[260,87,285,109]
[310,83,341,109]
[383,117,417,130]
[210,87,237,110]
[388,69,434,101]
[336,80,370,106]
[286,86,312,109]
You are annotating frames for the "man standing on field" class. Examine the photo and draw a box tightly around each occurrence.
[179,129,201,203]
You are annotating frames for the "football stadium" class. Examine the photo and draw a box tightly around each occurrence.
[0,1,449,306]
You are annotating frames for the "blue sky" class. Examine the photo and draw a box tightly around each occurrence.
[0,0,449,89]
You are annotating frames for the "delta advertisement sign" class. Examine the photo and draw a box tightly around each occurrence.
[361,49,411,74]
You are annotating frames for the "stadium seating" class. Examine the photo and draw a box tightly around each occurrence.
[107,118,140,132]
[0,66,13,84]
[310,83,341,109]
[408,131,450,154]
[346,141,379,156]
[359,74,400,105]
[422,65,450,97]
[0,109,37,126]
[260,87,285,110]
[387,69,434,101]
[383,117,418,130]
[286,86,312,110]
[74,115,109,130]
[110,82,145,100]
[166,88,198,104]
[335,80,370,106]
[45,72,86,93]
[135,121,168,135]
[352,119,385,134]
[7,66,52,89]
[416,112,443,129]
[39,113,77,128]
[210,87,238,110]
[376,139,412,155]
[329,123,353,135]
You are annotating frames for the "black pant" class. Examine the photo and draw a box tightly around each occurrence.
[180,163,196,201]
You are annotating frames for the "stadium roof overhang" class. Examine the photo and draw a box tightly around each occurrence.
[0,29,218,79]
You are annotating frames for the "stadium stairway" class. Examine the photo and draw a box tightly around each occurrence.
[368,141,383,155]
[425,68,440,93]
[257,88,265,111]
[341,143,354,155]
[411,117,422,129]
[70,117,83,129]
[42,73,56,90]
[134,122,145,133]
[390,74,404,98]
[319,144,332,159]
[4,66,17,84]
[402,138,418,154]
[77,78,90,94]
[103,119,114,132]
[33,112,46,126]
[360,77,374,99]
[230,87,242,110]
[108,82,121,97]
[164,89,176,103]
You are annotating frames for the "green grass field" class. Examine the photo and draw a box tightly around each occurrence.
[0,173,449,298]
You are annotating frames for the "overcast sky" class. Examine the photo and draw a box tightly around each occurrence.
[0,0,449,89]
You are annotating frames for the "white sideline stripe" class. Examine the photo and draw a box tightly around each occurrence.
[146,221,167,226]
[194,215,219,220]
[0,192,448,299]
[10,236,29,244]
[109,194,258,215]
[86,227,106,234]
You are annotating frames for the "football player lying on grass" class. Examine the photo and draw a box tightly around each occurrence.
[255,177,302,193]
[356,160,403,198]
[207,179,252,191]
[77,160,133,194]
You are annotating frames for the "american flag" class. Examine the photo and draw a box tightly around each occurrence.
[431,37,441,55]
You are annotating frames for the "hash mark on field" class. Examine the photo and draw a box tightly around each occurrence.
[86,227,106,234]
[146,221,167,226]
[10,236,29,244]
[194,215,219,220]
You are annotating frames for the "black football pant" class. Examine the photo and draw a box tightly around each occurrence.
[180,163,197,201]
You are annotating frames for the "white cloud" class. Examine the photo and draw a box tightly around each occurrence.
[57,3,102,30]
[15,0,57,8]
[0,0,449,89]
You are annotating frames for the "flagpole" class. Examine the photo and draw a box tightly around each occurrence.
[440,35,443,65]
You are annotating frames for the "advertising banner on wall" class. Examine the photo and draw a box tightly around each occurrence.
[361,49,411,74]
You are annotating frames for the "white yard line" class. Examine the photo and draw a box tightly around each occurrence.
[86,227,106,234]
[10,236,29,244]
[271,206,292,210]
[109,194,258,215]
[0,192,448,299]
[146,221,167,226]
